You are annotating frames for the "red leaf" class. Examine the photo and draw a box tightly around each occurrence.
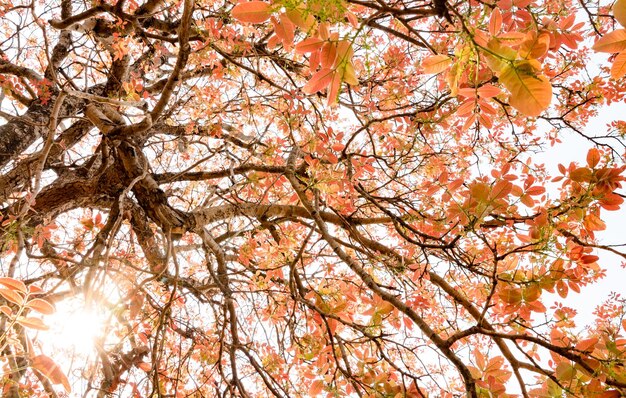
[31,354,71,392]
[599,193,624,210]
[580,254,599,264]
[231,1,272,24]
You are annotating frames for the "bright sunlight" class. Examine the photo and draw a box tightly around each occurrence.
[42,301,108,356]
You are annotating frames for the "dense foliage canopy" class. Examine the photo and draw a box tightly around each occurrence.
[1,0,626,396]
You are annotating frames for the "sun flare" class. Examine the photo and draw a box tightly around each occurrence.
[43,304,108,355]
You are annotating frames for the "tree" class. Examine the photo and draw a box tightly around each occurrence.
[0,0,625,395]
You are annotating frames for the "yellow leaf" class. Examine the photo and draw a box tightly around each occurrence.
[31,354,71,392]
[614,0,626,28]
[422,54,452,74]
[485,39,517,72]
[593,29,626,53]
[555,361,576,381]
[500,61,552,116]
[342,62,358,85]
[231,1,272,24]
[285,8,316,31]
[611,50,626,78]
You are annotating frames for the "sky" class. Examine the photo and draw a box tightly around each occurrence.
[535,101,626,326]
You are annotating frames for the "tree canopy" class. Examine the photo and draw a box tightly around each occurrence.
[1,0,626,396]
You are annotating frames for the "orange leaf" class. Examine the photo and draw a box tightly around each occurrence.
[615,0,626,28]
[335,40,354,66]
[593,29,626,53]
[302,68,334,94]
[500,61,552,116]
[326,72,342,106]
[31,354,71,392]
[310,379,324,396]
[556,280,568,298]
[26,298,55,315]
[477,84,502,98]
[527,300,546,313]
[519,32,550,59]
[599,192,624,210]
[0,288,24,305]
[295,37,324,54]
[611,50,626,78]
[570,167,592,182]
[526,186,545,196]
[0,277,27,293]
[456,99,476,116]
[586,148,601,168]
[137,362,151,372]
[422,54,452,74]
[17,316,49,330]
[491,179,512,199]
[0,305,12,316]
[320,41,337,68]
[575,337,598,352]
[28,285,44,294]
[231,1,272,24]
[273,14,295,46]
[489,8,502,36]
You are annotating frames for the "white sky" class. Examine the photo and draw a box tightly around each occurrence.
[536,102,626,327]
